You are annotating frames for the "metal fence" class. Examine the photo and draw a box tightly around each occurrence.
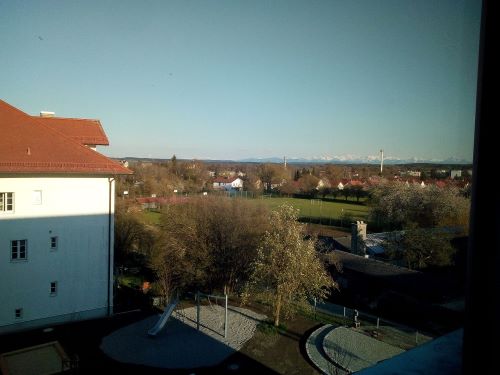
[310,300,434,350]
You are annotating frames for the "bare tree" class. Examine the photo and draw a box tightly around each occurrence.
[114,200,153,265]
[150,197,269,300]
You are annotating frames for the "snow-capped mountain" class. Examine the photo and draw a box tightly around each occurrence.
[238,155,471,164]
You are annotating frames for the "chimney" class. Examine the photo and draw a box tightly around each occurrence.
[351,221,367,255]
[40,111,55,117]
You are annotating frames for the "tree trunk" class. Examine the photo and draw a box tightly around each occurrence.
[274,293,282,327]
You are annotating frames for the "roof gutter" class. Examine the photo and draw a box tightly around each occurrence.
[107,177,115,316]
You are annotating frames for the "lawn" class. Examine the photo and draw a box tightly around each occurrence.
[256,197,370,222]
[136,197,370,228]
[140,210,161,225]
[116,274,143,289]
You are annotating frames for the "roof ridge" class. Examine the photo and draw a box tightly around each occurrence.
[35,116,101,122]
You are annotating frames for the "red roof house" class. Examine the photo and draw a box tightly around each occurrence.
[0,99,130,175]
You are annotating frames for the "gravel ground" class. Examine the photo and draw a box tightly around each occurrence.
[100,305,266,369]
[323,326,404,373]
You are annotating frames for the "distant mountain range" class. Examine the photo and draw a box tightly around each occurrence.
[119,155,472,165]
[238,155,472,165]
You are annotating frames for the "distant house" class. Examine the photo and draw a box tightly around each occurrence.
[367,176,386,186]
[212,177,244,191]
[271,178,287,190]
[317,178,331,190]
[349,179,364,187]
[335,179,350,190]
[451,170,462,179]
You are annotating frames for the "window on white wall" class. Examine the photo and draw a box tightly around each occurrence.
[32,190,42,205]
[50,281,57,296]
[0,192,14,212]
[50,236,58,251]
[11,240,27,260]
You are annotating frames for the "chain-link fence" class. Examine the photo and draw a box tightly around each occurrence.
[310,300,434,351]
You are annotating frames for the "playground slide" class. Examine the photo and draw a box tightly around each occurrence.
[148,298,179,337]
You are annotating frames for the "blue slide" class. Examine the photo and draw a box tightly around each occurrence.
[148,298,179,337]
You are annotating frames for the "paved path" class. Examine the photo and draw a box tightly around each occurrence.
[306,325,404,374]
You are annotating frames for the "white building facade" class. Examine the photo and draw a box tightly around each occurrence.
[0,99,131,334]
[212,177,244,191]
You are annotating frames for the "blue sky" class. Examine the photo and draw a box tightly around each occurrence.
[0,0,481,161]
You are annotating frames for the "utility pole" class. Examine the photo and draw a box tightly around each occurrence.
[380,149,384,174]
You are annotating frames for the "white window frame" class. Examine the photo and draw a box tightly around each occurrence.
[50,281,58,296]
[0,192,14,212]
[11,239,27,261]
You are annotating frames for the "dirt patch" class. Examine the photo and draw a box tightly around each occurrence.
[240,313,321,375]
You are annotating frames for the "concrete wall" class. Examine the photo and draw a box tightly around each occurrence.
[0,176,115,334]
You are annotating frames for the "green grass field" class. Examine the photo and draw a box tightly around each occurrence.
[137,197,370,226]
[257,197,370,221]
[141,210,161,225]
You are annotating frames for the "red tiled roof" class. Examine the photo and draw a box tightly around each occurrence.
[0,99,132,175]
[34,116,109,146]
[349,179,364,186]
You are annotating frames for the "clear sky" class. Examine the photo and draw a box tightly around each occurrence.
[0,0,481,162]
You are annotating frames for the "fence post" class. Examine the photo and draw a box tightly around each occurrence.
[343,306,346,317]
[416,330,419,344]
[224,294,228,338]
[377,317,380,329]
[313,297,317,319]
[196,291,200,331]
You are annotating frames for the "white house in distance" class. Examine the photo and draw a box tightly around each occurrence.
[212,177,244,191]
[0,99,131,334]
